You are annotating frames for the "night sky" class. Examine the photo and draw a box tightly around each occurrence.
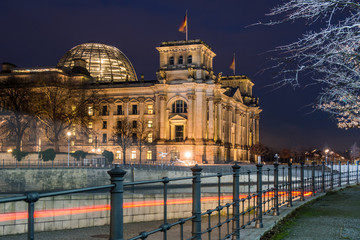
[0,0,358,152]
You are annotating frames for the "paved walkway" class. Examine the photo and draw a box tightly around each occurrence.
[1,186,359,239]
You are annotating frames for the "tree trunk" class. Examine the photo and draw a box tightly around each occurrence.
[122,149,126,165]
[53,141,59,152]
[15,137,21,151]
[139,147,142,164]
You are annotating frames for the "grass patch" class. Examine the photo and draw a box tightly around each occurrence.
[261,197,325,240]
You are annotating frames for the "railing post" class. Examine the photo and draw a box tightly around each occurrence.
[255,164,263,228]
[321,161,325,192]
[300,162,305,201]
[232,163,240,240]
[347,160,350,185]
[191,164,203,240]
[339,160,342,187]
[311,162,316,196]
[330,161,334,190]
[25,192,39,240]
[273,162,280,214]
[107,164,127,240]
[287,161,293,207]
[357,161,359,185]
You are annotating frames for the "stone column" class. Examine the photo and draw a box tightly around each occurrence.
[123,98,129,117]
[139,97,145,117]
[187,94,195,140]
[235,109,240,147]
[225,106,233,145]
[159,95,166,140]
[165,108,170,140]
[194,90,203,141]
[203,94,208,139]
[255,115,260,144]
[215,99,222,143]
[207,96,214,141]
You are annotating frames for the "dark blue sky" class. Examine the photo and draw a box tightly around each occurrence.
[0,0,358,151]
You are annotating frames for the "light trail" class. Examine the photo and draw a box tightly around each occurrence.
[0,191,312,222]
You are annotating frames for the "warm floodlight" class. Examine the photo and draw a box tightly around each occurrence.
[185,152,192,159]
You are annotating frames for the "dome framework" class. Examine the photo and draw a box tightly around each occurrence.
[58,43,138,82]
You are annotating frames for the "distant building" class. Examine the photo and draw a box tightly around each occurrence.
[0,39,261,163]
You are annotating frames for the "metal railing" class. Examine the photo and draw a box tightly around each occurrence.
[0,161,359,240]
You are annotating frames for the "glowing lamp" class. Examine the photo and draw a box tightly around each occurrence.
[184,152,192,159]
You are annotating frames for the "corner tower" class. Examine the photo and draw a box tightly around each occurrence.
[156,39,216,83]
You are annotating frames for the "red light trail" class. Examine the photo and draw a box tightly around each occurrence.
[0,191,312,222]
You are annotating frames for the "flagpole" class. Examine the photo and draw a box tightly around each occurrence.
[186,10,188,41]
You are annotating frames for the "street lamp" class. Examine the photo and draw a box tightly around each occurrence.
[325,148,330,165]
[67,131,71,167]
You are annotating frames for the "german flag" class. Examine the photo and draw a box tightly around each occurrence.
[229,54,235,74]
[179,12,187,33]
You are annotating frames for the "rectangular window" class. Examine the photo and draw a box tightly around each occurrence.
[147,104,153,114]
[102,106,108,116]
[102,133,107,143]
[72,124,76,136]
[117,105,123,115]
[131,151,136,160]
[71,140,75,146]
[88,122,93,129]
[147,132,153,143]
[132,133,137,143]
[88,106,94,116]
[175,125,184,142]
[102,121,107,129]
[132,121,137,128]
[132,105,138,115]
[116,151,121,160]
[117,120,122,129]
[148,120,153,128]
[88,134,93,143]
[146,151,152,160]
[72,106,76,112]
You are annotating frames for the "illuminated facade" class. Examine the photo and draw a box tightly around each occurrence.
[0,39,261,163]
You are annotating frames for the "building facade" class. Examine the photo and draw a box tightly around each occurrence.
[0,39,261,164]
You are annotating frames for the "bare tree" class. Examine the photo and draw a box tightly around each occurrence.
[261,0,360,128]
[350,142,360,161]
[113,118,133,165]
[249,142,270,162]
[134,117,152,164]
[0,77,36,150]
[35,76,99,151]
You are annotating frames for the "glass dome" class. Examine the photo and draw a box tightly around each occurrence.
[57,43,138,82]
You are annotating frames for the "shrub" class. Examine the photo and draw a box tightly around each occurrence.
[102,150,114,164]
[41,149,56,162]
[11,149,28,162]
[70,150,87,161]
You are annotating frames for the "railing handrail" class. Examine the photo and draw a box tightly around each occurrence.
[0,161,359,239]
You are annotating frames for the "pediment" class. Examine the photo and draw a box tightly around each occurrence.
[169,114,187,121]
[233,88,243,103]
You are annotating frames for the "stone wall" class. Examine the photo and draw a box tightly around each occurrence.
[0,167,259,193]
[0,192,254,236]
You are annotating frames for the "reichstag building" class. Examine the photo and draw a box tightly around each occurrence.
[0,39,261,164]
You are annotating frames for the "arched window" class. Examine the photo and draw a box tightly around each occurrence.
[172,100,187,113]
[178,56,183,64]
[169,56,174,65]
[187,55,192,64]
